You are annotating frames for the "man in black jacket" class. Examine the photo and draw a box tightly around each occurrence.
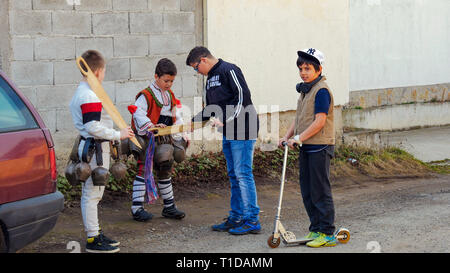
[186,46,260,235]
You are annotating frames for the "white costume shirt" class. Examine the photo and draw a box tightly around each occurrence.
[132,81,183,136]
[69,81,120,141]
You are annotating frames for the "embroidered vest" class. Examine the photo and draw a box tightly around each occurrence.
[131,87,178,132]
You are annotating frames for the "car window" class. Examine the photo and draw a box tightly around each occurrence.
[0,76,38,133]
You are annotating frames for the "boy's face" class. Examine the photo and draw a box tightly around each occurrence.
[190,57,208,76]
[94,66,106,83]
[154,74,176,91]
[298,63,322,83]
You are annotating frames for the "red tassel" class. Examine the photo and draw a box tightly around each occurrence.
[176,99,182,109]
[128,105,138,114]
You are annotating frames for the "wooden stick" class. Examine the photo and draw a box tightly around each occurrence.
[148,121,209,136]
[75,57,142,149]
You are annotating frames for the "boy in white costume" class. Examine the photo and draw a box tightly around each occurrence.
[69,50,134,253]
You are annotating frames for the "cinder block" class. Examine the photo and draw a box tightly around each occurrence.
[130,57,158,79]
[52,11,91,35]
[171,76,182,98]
[75,0,112,11]
[115,102,133,125]
[113,0,147,10]
[18,86,37,106]
[104,58,130,82]
[182,74,198,97]
[102,81,116,104]
[114,35,149,57]
[10,10,52,35]
[181,34,196,53]
[10,61,53,86]
[130,12,163,34]
[150,0,180,11]
[149,34,183,55]
[36,84,77,109]
[10,0,32,10]
[170,53,191,74]
[35,37,75,60]
[54,60,82,84]
[115,80,149,103]
[36,108,57,133]
[163,12,194,33]
[76,37,114,59]
[92,12,129,35]
[32,0,74,10]
[180,0,196,12]
[56,107,75,132]
[11,37,34,61]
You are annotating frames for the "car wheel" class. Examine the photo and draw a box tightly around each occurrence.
[0,226,7,253]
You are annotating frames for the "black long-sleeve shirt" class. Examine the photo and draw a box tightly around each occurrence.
[192,59,259,140]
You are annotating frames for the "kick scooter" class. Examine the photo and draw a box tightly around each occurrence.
[267,140,350,248]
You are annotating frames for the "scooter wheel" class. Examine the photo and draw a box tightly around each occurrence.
[267,235,281,248]
[336,228,350,244]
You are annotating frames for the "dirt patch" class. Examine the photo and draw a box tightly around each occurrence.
[21,145,437,253]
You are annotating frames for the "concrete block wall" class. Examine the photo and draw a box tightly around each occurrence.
[1,0,204,167]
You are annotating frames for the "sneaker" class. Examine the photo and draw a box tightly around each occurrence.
[228,220,261,235]
[162,205,186,219]
[300,231,320,241]
[85,236,120,253]
[212,217,243,232]
[306,232,337,248]
[132,207,153,222]
[98,231,120,247]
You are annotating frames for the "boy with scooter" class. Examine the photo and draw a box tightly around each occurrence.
[279,48,337,248]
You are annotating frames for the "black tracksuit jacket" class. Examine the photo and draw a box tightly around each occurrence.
[192,59,259,140]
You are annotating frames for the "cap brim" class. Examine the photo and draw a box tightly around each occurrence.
[297,51,321,65]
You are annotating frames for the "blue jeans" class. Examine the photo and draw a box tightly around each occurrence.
[222,137,260,223]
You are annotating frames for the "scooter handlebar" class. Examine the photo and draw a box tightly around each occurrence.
[281,141,299,148]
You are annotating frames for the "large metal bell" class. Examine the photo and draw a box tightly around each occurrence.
[110,161,128,181]
[75,162,92,182]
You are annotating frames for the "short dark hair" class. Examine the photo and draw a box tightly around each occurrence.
[81,50,105,73]
[186,46,213,65]
[297,56,321,72]
[155,58,177,77]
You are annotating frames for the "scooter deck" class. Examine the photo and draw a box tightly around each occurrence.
[284,239,314,246]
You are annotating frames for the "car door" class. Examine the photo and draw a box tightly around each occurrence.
[0,74,55,204]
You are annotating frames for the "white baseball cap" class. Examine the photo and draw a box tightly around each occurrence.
[297,48,325,65]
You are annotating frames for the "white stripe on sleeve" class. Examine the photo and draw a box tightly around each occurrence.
[227,69,243,123]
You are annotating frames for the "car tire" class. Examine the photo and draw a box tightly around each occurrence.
[0,226,7,253]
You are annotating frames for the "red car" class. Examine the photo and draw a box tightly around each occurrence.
[0,70,64,253]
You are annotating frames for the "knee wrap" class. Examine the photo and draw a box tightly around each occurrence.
[154,144,174,178]
[172,138,187,163]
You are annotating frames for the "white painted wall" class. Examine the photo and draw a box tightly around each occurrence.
[205,0,350,111]
[349,0,450,91]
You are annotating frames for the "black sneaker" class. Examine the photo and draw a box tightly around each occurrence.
[162,205,186,219]
[132,207,153,222]
[98,231,120,247]
[85,236,120,253]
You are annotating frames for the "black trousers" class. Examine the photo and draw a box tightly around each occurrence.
[298,146,335,235]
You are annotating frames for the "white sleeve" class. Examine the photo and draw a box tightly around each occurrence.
[133,94,153,136]
[85,120,121,141]
[80,91,121,141]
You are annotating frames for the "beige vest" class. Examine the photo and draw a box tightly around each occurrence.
[294,76,335,145]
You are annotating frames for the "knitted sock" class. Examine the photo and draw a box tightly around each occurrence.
[158,178,174,208]
[131,176,146,214]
